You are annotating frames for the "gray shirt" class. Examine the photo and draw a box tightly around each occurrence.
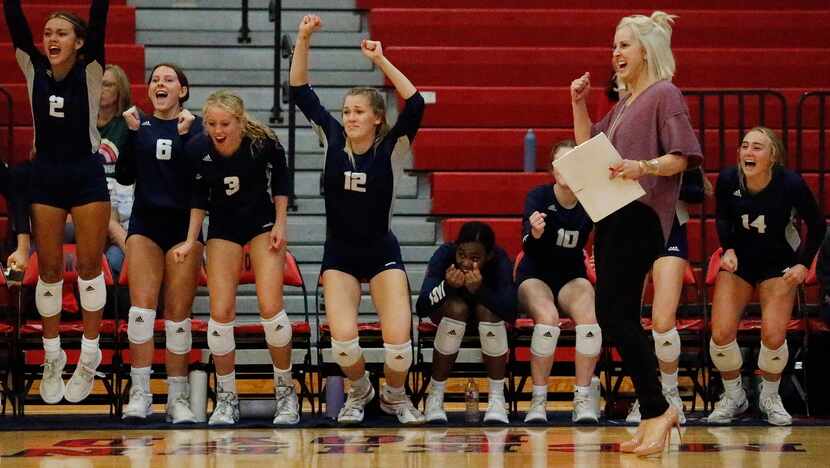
[592,80,703,242]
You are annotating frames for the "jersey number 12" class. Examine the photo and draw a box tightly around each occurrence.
[741,214,767,234]
[344,171,367,192]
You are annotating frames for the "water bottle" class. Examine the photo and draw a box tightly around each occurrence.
[465,377,480,423]
[188,369,208,422]
[325,376,346,419]
[523,128,537,172]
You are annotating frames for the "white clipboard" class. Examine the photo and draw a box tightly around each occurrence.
[552,132,646,222]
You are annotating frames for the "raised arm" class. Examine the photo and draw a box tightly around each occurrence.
[361,40,416,100]
[571,72,592,145]
[85,0,110,65]
[3,0,36,55]
[289,15,321,87]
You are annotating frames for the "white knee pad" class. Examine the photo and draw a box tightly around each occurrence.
[478,321,508,357]
[575,324,603,357]
[758,341,788,375]
[434,317,466,356]
[78,273,107,311]
[331,337,362,368]
[127,306,156,344]
[262,310,292,348]
[652,328,680,363]
[530,324,560,358]
[710,339,743,372]
[384,341,413,373]
[165,318,192,354]
[35,278,63,318]
[208,319,235,356]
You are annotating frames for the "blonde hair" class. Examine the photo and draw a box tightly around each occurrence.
[737,126,786,189]
[203,90,278,149]
[616,11,677,90]
[105,64,132,114]
[342,87,390,167]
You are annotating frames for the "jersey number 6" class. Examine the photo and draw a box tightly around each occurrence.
[156,139,173,160]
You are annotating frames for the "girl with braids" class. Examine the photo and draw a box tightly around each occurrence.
[289,15,425,425]
[3,0,111,404]
[173,90,294,426]
[117,63,203,423]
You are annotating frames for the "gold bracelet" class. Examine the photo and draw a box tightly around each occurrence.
[639,158,660,176]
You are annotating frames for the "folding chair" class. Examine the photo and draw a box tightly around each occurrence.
[114,260,209,418]
[227,248,314,414]
[704,247,809,414]
[15,244,118,416]
[508,249,598,414]
[315,272,416,416]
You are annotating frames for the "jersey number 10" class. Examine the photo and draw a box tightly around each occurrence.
[555,228,580,248]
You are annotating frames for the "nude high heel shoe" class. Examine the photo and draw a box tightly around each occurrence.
[619,423,645,453]
[633,406,681,457]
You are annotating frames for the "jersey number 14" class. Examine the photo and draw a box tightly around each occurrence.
[741,214,767,234]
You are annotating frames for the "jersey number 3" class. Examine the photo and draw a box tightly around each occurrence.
[343,171,367,192]
[224,176,240,196]
[156,139,173,160]
[741,214,767,234]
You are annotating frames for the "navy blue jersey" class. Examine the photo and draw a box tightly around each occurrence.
[416,243,516,318]
[522,184,593,267]
[291,84,424,244]
[4,0,108,163]
[679,168,706,204]
[115,114,203,212]
[0,161,30,234]
[189,134,289,222]
[716,166,826,267]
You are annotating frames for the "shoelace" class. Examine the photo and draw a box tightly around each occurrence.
[173,392,190,407]
[275,387,296,414]
[762,395,788,417]
[42,359,61,379]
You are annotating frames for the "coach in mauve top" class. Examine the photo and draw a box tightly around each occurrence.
[592,80,703,243]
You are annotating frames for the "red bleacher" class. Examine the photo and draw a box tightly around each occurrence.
[0,5,136,43]
[365,2,830,317]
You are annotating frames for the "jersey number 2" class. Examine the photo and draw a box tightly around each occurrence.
[156,139,173,160]
[48,95,65,118]
[741,214,767,234]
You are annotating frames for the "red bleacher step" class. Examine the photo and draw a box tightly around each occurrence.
[385,47,830,88]
[371,9,830,49]
[0,5,136,43]
[0,43,144,84]
[358,0,829,9]
[413,129,828,173]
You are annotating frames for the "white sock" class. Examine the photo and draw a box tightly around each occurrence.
[723,376,742,397]
[217,372,236,394]
[167,376,187,401]
[80,335,100,364]
[273,366,292,387]
[532,385,547,398]
[489,378,505,399]
[760,379,781,400]
[575,384,591,396]
[661,371,679,391]
[43,336,61,361]
[430,378,446,394]
[384,384,406,400]
[130,366,151,393]
[351,371,371,392]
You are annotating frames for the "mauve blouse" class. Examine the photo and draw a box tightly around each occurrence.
[591,80,703,243]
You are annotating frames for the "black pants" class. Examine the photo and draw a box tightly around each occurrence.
[595,201,669,419]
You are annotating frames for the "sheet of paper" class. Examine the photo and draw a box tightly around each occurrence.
[552,132,646,222]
